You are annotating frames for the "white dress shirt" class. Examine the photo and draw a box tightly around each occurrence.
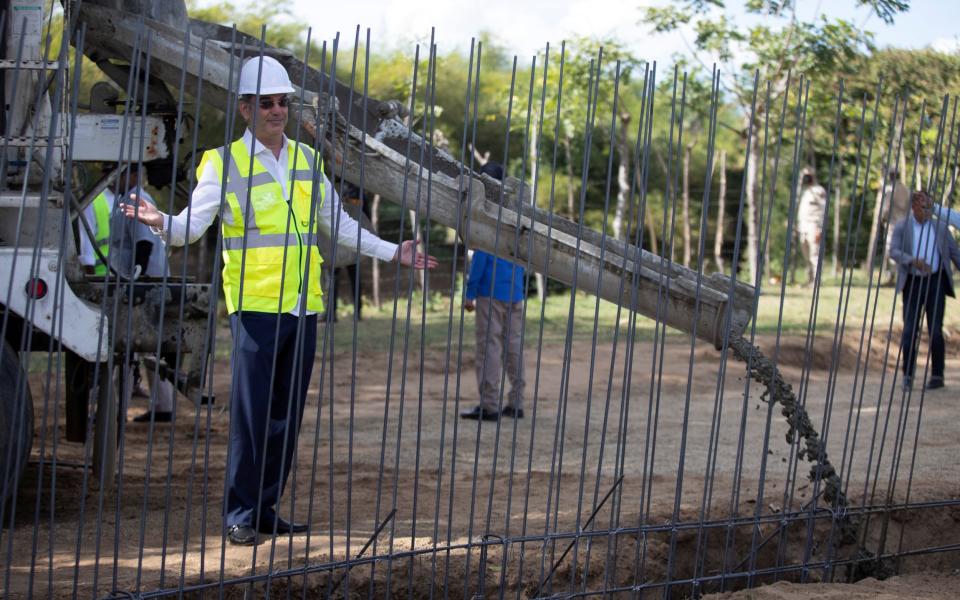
[912,218,941,273]
[152,129,398,314]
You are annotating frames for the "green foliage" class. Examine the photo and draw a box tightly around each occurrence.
[58,0,960,283]
[188,0,308,54]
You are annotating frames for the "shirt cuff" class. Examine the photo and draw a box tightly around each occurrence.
[148,213,171,235]
[372,240,399,262]
[149,214,173,244]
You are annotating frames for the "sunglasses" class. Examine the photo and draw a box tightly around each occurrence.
[254,96,290,109]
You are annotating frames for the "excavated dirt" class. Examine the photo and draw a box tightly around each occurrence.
[704,572,960,600]
[5,329,960,598]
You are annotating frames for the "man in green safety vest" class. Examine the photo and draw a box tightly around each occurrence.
[78,187,114,276]
[79,166,175,415]
[123,55,437,546]
[79,166,166,280]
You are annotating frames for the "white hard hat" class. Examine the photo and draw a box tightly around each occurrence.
[238,56,295,96]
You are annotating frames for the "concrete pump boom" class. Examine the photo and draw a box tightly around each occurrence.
[77,1,756,349]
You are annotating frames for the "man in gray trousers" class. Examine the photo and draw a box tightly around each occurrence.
[889,190,960,391]
[460,161,528,421]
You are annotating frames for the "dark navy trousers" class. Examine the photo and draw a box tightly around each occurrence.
[225,312,317,528]
[901,270,950,379]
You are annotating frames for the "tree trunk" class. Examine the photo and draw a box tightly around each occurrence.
[866,180,883,272]
[745,132,759,283]
[612,112,631,241]
[682,144,691,267]
[832,167,841,277]
[409,210,425,292]
[529,117,546,302]
[470,144,490,167]
[900,143,909,191]
[563,136,576,220]
[402,88,426,294]
[944,161,958,204]
[645,204,658,257]
[714,149,726,273]
[371,193,381,309]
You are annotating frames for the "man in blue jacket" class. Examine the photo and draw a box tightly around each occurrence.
[461,162,528,421]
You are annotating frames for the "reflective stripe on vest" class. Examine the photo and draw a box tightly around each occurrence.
[92,192,111,276]
[201,138,325,314]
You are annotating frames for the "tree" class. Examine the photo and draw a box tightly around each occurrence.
[847,48,960,270]
[507,38,643,231]
[714,148,727,272]
[641,0,909,283]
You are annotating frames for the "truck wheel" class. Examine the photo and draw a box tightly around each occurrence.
[0,338,34,512]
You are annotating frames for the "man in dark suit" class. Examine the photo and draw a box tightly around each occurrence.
[889,190,960,391]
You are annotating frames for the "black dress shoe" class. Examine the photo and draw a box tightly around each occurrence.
[259,517,309,535]
[500,406,525,419]
[460,406,499,421]
[227,524,257,546]
[132,411,172,423]
[926,377,945,390]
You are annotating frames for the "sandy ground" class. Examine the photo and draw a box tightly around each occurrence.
[5,327,960,598]
[704,572,960,599]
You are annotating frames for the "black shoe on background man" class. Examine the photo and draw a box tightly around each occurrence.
[132,410,172,423]
[500,406,525,419]
[460,406,499,421]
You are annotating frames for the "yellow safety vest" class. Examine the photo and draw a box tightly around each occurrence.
[92,192,111,276]
[198,138,325,314]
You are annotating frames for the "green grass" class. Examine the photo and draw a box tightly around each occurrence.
[315,269,960,355]
[23,269,960,372]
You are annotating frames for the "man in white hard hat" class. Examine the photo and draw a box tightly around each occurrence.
[124,55,437,546]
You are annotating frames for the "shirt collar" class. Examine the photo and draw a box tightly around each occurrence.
[242,128,288,159]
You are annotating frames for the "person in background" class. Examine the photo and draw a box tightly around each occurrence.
[889,190,960,392]
[460,161,527,422]
[795,166,827,287]
[78,182,114,277]
[78,164,176,420]
[117,167,177,423]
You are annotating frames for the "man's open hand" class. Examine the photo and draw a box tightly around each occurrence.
[122,194,164,228]
[394,239,439,270]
